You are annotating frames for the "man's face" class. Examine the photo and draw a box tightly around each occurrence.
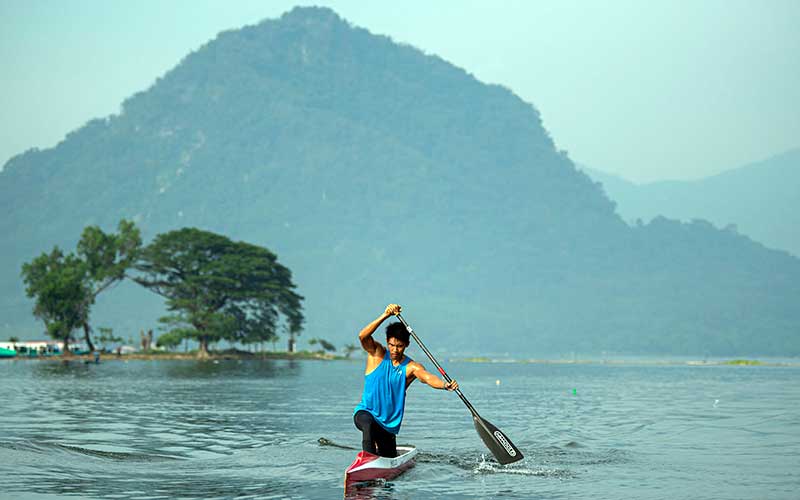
[387,337,408,362]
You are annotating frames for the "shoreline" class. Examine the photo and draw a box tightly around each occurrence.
[3,351,798,367]
[3,349,343,362]
[453,357,800,367]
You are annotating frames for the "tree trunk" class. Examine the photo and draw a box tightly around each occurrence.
[82,322,95,352]
[61,337,71,356]
[288,334,296,353]
[198,336,210,358]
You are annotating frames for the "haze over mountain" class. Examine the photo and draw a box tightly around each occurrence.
[2,7,799,356]
[582,149,800,257]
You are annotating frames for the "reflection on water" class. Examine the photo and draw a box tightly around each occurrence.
[160,358,303,379]
[31,359,103,378]
[1,359,799,499]
[28,357,304,379]
[344,481,403,500]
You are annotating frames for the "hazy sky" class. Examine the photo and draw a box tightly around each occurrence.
[1,0,798,183]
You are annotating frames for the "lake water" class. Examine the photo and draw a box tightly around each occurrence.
[1,357,798,499]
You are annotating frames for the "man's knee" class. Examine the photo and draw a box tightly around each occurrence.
[354,410,374,430]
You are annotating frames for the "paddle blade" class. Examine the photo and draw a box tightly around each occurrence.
[472,415,524,465]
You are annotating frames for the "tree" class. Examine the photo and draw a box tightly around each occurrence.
[97,327,123,351]
[343,343,359,359]
[20,220,141,355]
[239,317,279,352]
[134,228,303,358]
[21,248,88,354]
[76,220,142,351]
[309,337,336,354]
[156,311,234,352]
[8,336,19,351]
[155,329,186,350]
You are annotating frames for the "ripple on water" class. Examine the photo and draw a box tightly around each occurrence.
[2,359,799,499]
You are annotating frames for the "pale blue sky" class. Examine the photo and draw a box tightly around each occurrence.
[1,0,798,182]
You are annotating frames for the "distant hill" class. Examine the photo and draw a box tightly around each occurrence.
[582,149,800,256]
[2,6,799,356]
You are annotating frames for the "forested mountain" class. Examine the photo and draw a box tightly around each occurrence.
[581,149,800,257]
[2,7,799,356]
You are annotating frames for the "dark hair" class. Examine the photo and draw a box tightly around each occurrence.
[385,322,410,345]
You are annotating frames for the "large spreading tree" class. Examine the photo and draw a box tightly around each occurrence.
[133,228,303,357]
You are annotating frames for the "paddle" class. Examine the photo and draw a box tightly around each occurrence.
[396,313,524,465]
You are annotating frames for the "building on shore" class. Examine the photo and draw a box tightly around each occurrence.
[0,340,89,356]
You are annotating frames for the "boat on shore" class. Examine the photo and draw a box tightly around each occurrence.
[0,347,17,358]
[344,445,417,485]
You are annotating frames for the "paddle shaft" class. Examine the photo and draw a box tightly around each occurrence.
[395,313,479,417]
[395,313,524,464]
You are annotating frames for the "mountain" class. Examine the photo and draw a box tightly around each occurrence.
[2,6,799,356]
[581,149,800,256]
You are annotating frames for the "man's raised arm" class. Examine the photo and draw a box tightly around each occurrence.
[358,303,401,355]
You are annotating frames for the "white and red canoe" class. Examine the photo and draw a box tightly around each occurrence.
[344,446,418,484]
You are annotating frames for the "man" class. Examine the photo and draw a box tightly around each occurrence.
[354,303,458,457]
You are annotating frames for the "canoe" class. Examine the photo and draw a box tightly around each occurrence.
[344,445,417,484]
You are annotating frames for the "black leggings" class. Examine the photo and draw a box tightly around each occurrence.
[354,410,397,458]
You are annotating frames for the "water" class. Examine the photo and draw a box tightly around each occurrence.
[1,357,798,499]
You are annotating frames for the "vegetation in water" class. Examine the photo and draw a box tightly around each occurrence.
[723,359,762,366]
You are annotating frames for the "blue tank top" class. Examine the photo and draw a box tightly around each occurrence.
[354,351,412,435]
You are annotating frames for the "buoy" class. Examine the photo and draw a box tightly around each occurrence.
[495,379,501,386]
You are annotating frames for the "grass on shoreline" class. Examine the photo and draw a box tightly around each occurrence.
[8,349,348,362]
[119,348,347,361]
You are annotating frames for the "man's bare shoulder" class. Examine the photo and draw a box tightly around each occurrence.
[406,360,425,374]
[367,342,386,359]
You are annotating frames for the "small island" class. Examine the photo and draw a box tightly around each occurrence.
[18,221,310,360]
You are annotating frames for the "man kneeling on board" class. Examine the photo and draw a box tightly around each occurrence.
[354,303,458,457]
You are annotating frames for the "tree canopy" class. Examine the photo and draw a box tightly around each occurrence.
[134,228,303,357]
[21,248,89,353]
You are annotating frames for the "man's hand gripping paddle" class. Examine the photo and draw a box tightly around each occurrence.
[396,313,523,465]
